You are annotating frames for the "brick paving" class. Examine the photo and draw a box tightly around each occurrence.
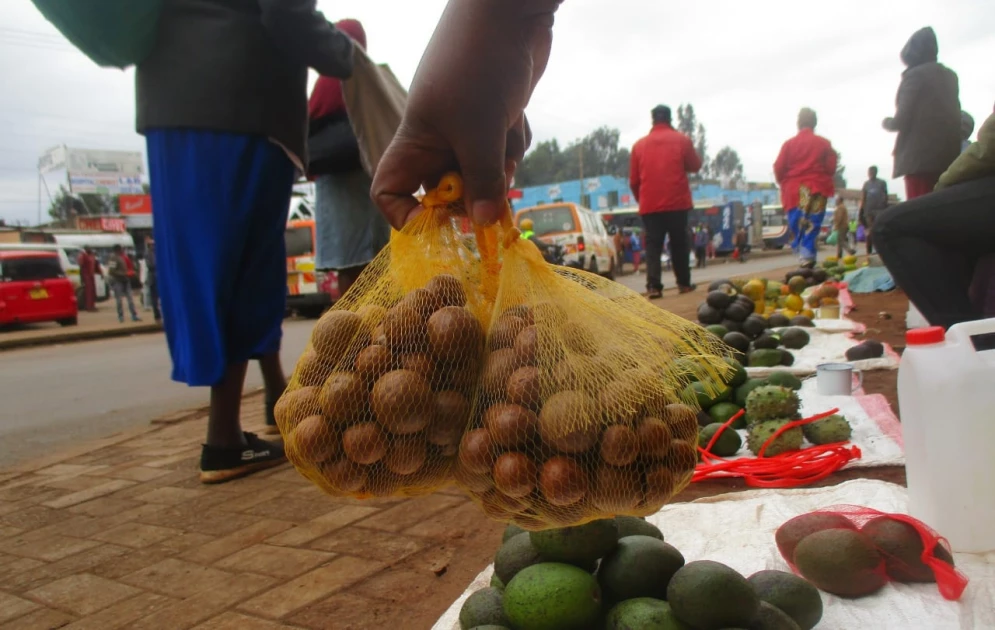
[0,397,502,629]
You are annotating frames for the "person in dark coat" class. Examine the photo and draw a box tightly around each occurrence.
[882,27,961,200]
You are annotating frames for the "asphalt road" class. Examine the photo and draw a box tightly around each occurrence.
[0,251,796,468]
[0,320,314,467]
[614,250,797,294]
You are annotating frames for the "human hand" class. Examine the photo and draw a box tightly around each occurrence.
[372,0,562,229]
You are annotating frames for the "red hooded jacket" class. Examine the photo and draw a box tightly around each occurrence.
[629,123,702,214]
[773,128,837,211]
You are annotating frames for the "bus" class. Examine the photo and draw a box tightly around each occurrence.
[599,202,752,256]
[285,217,339,318]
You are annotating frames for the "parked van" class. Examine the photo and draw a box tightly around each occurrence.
[0,243,108,302]
[514,202,616,278]
[0,250,78,327]
[285,219,339,318]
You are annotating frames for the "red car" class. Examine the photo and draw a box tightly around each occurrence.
[0,250,78,327]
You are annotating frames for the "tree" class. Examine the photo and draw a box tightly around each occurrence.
[676,104,697,138]
[516,126,631,186]
[711,146,744,185]
[693,123,710,181]
[833,151,847,189]
[46,185,116,222]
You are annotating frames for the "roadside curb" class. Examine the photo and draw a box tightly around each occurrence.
[0,323,163,352]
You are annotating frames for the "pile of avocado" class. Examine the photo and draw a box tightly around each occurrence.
[701,306,813,370]
[776,512,955,599]
[461,516,825,629]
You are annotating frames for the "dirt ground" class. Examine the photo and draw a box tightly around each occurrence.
[392,272,912,629]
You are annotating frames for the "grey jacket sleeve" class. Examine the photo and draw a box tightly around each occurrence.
[259,0,355,78]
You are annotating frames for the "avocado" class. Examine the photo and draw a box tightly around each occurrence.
[598,535,686,604]
[529,519,619,568]
[708,279,734,292]
[606,598,691,630]
[708,401,744,427]
[741,315,769,339]
[494,532,543,585]
[698,304,724,325]
[860,516,955,583]
[707,290,735,310]
[779,349,795,367]
[723,332,751,354]
[724,302,750,322]
[615,515,664,540]
[699,422,743,456]
[788,316,814,328]
[735,379,768,407]
[748,349,783,368]
[766,371,802,390]
[775,512,857,562]
[503,562,603,630]
[490,573,505,590]
[706,324,730,338]
[721,319,743,333]
[749,601,801,630]
[747,570,823,630]
[752,333,781,350]
[723,358,748,387]
[502,524,526,543]
[697,409,715,428]
[811,269,828,283]
[730,349,749,367]
[846,339,885,361]
[667,560,759,630]
[683,381,729,409]
[780,328,810,350]
[735,295,756,313]
[768,313,791,328]
[793,529,887,598]
[459,587,510,630]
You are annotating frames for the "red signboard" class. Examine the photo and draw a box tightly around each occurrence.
[78,217,127,233]
[507,189,524,199]
[621,194,631,205]
[119,194,152,215]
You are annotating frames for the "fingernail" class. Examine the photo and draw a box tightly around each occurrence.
[472,200,499,225]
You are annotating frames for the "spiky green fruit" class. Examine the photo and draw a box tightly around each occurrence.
[745,385,800,424]
[747,419,803,457]
[802,414,852,445]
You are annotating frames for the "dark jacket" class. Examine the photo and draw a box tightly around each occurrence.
[136,0,355,165]
[886,27,961,178]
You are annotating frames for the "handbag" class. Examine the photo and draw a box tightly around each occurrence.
[343,47,408,175]
[31,0,163,69]
[307,113,362,177]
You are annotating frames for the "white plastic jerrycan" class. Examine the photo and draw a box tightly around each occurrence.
[899,320,995,553]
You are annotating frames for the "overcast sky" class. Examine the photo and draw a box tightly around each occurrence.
[1,0,992,224]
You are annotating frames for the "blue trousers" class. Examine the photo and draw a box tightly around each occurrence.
[146,130,296,386]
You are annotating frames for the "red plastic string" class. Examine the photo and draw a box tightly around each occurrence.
[694,407,862,488]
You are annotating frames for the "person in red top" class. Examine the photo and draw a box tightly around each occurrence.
[774,108,837,264]
[629,105,702,299]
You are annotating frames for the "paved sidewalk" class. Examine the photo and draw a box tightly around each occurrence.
[0,397,503,630]
[0,302,161,351]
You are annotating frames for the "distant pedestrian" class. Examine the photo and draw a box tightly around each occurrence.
[833,197,856,258]
[693,225,708,269]
[145,237,161,323]
[774,107,837,265]
[733,224,749,263]
[629,104,702,299]
[106,245,140,323]
[859,166,890,255]
[77,247,99,312]
[630,231,643,273]
[612,228,624,275]
[882,26,961,200]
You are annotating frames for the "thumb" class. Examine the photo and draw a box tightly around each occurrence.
[454,130,508,226]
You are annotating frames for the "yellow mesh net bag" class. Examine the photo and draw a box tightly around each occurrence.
[452,192,731,530]
[275,175,493,499]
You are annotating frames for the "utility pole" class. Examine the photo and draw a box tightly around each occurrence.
[578,144,584,181]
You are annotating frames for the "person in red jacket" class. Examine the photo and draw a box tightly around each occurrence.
[629,105,702,299]
[774,108,837,264]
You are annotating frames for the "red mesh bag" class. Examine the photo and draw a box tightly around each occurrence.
[775,505,968,600]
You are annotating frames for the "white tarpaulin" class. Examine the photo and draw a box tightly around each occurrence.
[433,480,995,630]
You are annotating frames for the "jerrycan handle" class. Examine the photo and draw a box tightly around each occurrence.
[946,318,995,367]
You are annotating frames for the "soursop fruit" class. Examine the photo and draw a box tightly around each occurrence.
[745,385,800,424]
[802,414,852,445]
[747,419,803,457]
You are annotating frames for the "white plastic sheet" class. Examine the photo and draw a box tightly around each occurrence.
[433,480,995,630]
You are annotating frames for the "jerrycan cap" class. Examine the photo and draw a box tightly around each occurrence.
[906,326,945,346]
